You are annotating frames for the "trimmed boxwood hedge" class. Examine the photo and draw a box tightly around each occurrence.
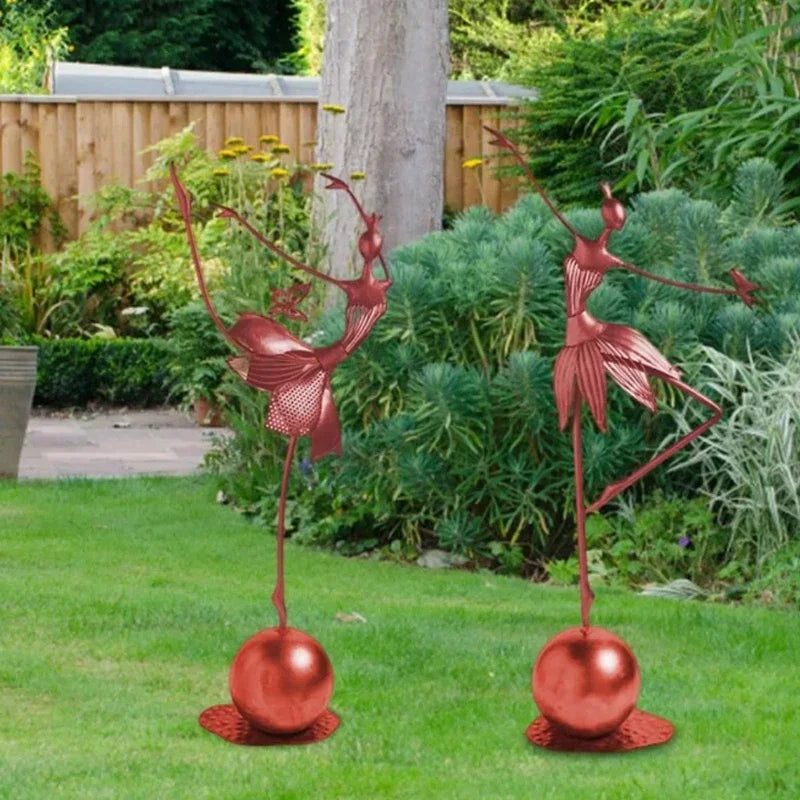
[31,336,172,407]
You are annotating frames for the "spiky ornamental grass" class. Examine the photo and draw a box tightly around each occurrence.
[208,158,800,575]
[666,340,800,572]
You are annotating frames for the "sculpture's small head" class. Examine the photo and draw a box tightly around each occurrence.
[358,213,383,263]
[600,183,626,231]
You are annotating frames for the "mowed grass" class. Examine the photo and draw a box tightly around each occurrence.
[0,476,798,800]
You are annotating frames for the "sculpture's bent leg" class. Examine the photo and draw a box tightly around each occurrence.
[586,367,722,514]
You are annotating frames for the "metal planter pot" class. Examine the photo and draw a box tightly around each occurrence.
[0,346,38,479]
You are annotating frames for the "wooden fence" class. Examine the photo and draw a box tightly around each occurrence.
[0,96,522,243]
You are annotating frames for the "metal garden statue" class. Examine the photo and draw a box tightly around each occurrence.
[171,165,390,746]
[484,127,762,752]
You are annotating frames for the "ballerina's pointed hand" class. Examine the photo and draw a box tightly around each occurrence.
[729,269,764,307]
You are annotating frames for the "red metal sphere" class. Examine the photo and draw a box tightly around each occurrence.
[532,626,640,738]
[229,627,334,735]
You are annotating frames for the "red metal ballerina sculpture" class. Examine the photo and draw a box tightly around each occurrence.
[170,164,390,746]
[484,127,762,752]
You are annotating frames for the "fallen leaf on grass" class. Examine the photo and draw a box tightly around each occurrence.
[335,611,367,624]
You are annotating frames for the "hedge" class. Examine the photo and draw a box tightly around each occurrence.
[31,336,172,407]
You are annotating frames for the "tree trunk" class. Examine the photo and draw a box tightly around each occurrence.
[313,0,449,285]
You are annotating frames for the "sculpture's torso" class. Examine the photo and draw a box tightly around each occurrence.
[563,235,618,347]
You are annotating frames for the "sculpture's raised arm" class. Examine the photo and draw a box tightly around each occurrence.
[483,125,579,238]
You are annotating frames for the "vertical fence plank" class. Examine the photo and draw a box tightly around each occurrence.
[38,103,59,250]
[278,102,300,160]
[480,106,502,213]
[499,108,523,212]
[168,101,189,137]
[259,102,280,141]
[462,105,482,209]
[132,102,152,191]
[444,105,464,213]
[205,102,225,156]
[187,102,206,150]
[224,102,243,141]
[19,101,38,163]
[242,102,260,152]
[93,102,113,196]
[76,102,95,234]
[148,102,170,193]
[0,101,22,178]
[298,102,316,164]
[57,103,78,240]
[111,102,133,188]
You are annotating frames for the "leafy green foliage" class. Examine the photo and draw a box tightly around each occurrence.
[0,152,62,258]
[166,301,231,408]
[32,336,171,406]
[210,165,800,575]
[41,0,297,73]
[0,0,69,93]
[515,1,800,208]
[589,493,728,587]
[512,4,716,206]
[20,124,316,340]
[0,152,68,336]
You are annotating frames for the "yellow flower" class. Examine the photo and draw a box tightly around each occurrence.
[310,162,334,172]
[462,157,483,170]
[322,103,346,115]
[225,136,244,146]
[218,149,237,159]
[68,45,75,52]
[259,134,279,144]
[349,171,366,181]
[233,144,252,154]
[270,167,290,179]
[250,153,271,163]
[271,144,291,154]
[212,168,231,177]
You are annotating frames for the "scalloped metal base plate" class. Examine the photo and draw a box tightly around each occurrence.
[526,708,674,752]
[199,704,340,746]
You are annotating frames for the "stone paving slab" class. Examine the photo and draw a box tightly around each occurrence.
[17,408,230,480]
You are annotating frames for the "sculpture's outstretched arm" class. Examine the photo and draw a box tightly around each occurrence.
[483,125,579,239]
[614,257,764,307]
[170,165,240,349]
[213,202,345,289]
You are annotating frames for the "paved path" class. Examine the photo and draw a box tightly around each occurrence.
[18,409,229,480]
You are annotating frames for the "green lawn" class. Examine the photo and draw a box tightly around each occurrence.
[1,477,798,800]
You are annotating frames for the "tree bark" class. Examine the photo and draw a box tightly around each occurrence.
[314,0,449,284]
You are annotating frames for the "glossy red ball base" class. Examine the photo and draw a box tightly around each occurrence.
[199,626,338,746]
[528,626,674,752]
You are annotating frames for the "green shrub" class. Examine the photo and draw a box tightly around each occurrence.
[511,2,800,209]
[548,493,730,589]
[33,123,316,339]
[0,0,70,94]
[33,337,172,407]
[208,162,800,575]
[512,4,717,207]
[166,301,232,408]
